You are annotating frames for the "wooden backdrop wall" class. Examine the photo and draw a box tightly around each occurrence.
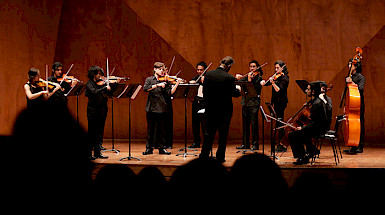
[1,0,385,143]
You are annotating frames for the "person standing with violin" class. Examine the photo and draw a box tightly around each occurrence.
[199,56,241,162]
[261,60,289,152]
[188,61,208,148]
[47,62,78,108]
[289,81,328,165]
[143,62,182,155]
[24,68,61,110]
[85,66,111,159]
[235,60,264,150]
[344,58,365,154]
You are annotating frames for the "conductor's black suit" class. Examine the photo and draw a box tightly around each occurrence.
[200,67,241,161]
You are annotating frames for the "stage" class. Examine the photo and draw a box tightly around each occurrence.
[92,139,385,187]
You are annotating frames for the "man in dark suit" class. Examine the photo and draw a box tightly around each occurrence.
[199,56,241,162]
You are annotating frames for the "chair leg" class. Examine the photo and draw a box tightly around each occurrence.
[330,139,338,166]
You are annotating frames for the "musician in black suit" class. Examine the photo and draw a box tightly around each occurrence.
[289,81,328,165]
[199,56,241,162]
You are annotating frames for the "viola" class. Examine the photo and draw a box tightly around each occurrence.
[36,78,56,89]
[238,61,268,80]
[158,75,186,84]
[57,75,83,84]
[96,76,128,85]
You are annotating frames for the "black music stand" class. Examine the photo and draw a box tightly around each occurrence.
[65,84,86,124]
[235,81,259,154]
[174,84,199,158]
[259,106,270,155]
[119,84,142,161]
[102,83,126,154]
[265,102,279,161]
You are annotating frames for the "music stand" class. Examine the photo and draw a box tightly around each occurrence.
[102,83,127,154]
[65,84,86,124]
[119,84,142,161]
[259,106,270,155]
[235,81,259,154]
[173,83,199,158]
[265,102,279,161]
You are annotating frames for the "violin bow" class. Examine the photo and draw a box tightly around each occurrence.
[59,63,74,86]
[195,62,212,83]
[106,58,110,87]
[168,56,175,75]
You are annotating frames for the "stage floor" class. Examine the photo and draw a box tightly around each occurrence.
[93,139,385,169]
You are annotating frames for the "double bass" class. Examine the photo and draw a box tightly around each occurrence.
[340,47,362,147]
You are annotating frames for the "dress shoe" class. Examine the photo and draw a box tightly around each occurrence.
[159,148,171,155]
[189,143,200,148]
[96,154,109,159]
[142,148,153,155]
[236,145,250,149]
[293,156,309,165]
[251,144,259,150]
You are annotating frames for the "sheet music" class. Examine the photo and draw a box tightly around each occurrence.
[197,85,203,98]
[131,85,142,99]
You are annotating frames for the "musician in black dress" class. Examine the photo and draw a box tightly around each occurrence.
[199,56,241,162]
[85,66,110,159]
[24,68,60,110]
[235,60,263,150]
[143,62,182,155]
[344,58,365,154]
[189,61,207,148]
[261,60,289,152]
[289,81,328,165]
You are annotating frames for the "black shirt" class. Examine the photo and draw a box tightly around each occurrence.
[143,76,172,113]
[351,72,365,103]
[47,76,71,106]
[25,82,45,109]
[85,79,108,108]
[265,74,289,105]
[239,74,262,107]
[302,97,328,136]
[203,67,241,115]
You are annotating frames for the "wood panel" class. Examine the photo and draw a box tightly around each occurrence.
[1,0,385,143]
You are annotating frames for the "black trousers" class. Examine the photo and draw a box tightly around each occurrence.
[289,129,318,158]
[146,112,167,149]
[87,105,108,156]
[200,111,232,160]
[192,99,206,144]
[242,105,259,146]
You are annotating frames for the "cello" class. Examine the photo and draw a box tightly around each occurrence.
[340,47,362,147]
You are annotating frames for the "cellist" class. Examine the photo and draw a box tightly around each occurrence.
[289,81,328,165]
[344,58,365,154]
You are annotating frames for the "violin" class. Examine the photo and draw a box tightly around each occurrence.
[158,75,186,84]
[265,64,286,84]
[36,78,57,89]
[57,75,83,84]
[96,76,128,85]
[238,61,268,80]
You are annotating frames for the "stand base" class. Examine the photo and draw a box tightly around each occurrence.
[177,147,198,152]
[119,156,142,161]
[176,152,198,158]
[236,149,257,154]
[102,149,120,154]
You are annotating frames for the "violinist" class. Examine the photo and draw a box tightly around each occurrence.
[47,62,78,108]
[235,60,263,150]
[188,61,208,148]
[344,58,365,154]
[85,66,111,159]
[261,60,289,152]
[24,68,61,110]
[143,62,182,155]
[289,81,328,165]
